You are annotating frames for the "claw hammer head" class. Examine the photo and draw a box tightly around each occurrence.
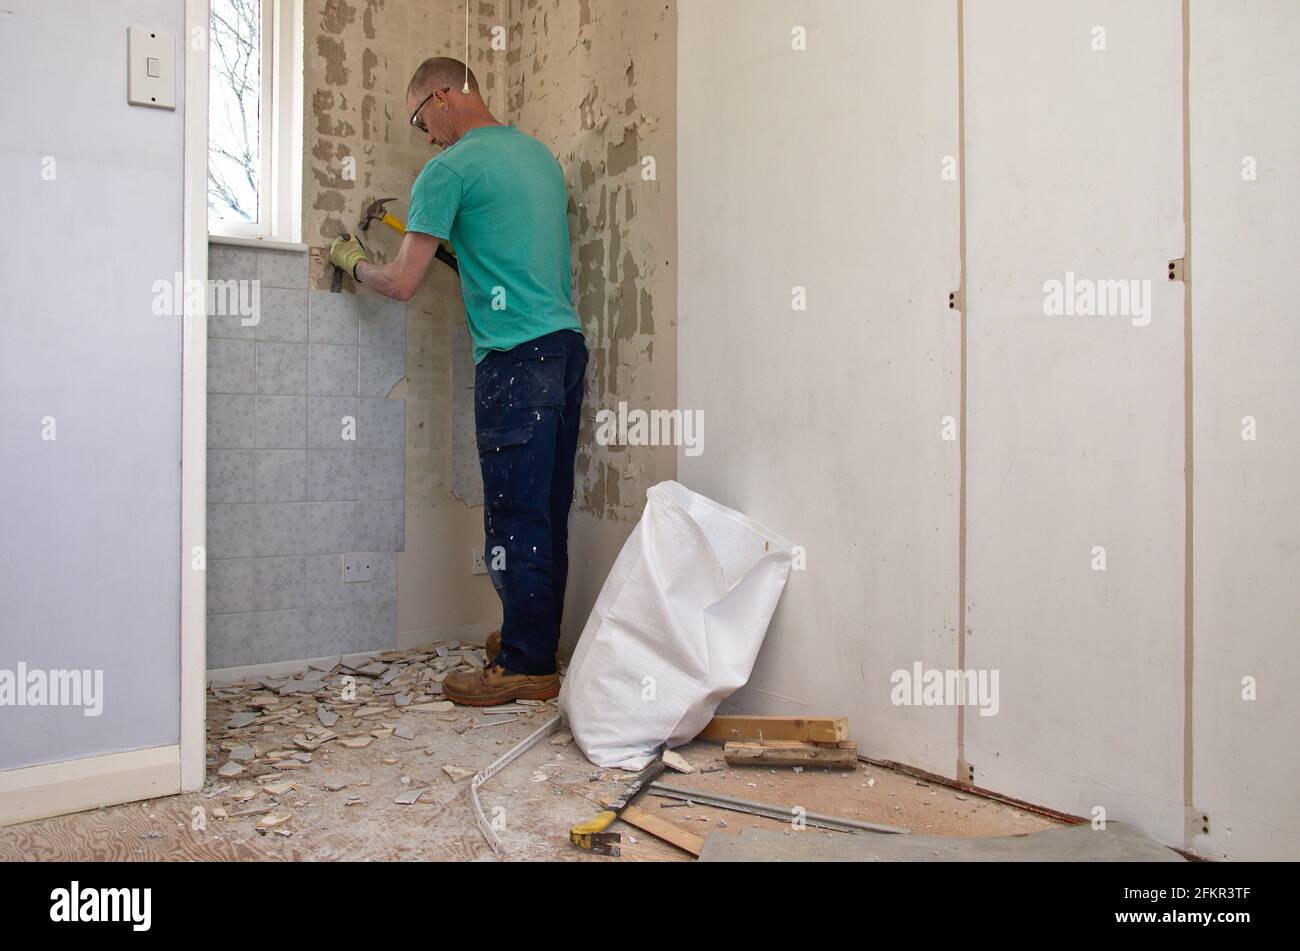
[359,197,401,234]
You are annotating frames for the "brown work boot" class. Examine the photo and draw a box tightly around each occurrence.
[444,664,559,706]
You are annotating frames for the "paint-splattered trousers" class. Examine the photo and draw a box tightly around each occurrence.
[474,329,588,675]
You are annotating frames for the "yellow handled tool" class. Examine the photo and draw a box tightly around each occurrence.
[359,196,457,272]
[569,758,667,856]
[360,196,405,235]
[569,808,621,854]
[378,209,406,234]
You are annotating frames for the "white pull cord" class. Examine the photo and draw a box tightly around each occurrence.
[463,1,470,93]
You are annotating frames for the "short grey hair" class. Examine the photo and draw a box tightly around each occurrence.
[407,56,479,99]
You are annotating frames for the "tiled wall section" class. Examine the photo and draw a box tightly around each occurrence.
[206,244,406,668]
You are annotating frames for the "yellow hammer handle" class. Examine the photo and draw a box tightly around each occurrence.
[381,212,406,234]
[569,810,616,849]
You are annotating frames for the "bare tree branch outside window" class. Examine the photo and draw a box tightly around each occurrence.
[209,0,261,223]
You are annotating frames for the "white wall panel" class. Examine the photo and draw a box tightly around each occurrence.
[961,0,1186,843]
[1189,0,1300,861]
[679,0,963,775]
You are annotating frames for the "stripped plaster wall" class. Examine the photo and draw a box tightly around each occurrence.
[302,0,506,644]
[501,0,677,648]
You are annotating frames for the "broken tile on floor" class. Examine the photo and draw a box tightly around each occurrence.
[408,700,455,713]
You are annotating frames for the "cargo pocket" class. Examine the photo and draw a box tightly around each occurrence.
[477,423,535,511]
[507,345,566,410]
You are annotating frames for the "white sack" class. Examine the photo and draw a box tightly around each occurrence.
[559,480,795,769]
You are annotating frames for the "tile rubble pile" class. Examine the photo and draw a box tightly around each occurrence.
[202,643,565,836]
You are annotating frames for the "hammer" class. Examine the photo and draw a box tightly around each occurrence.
[360,196,406,236]
[569,757,666,856]
[360,196,459,273]
[328,199,405,292]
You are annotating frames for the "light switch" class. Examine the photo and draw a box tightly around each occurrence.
[127,26,175,110]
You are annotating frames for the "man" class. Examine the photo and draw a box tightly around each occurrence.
[330,57,586,706]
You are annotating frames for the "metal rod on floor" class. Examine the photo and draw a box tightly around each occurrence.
[648,781,911,836]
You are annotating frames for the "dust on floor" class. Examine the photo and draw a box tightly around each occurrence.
[0,646,1061,861]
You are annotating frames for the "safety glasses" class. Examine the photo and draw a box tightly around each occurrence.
[409,87,450,133]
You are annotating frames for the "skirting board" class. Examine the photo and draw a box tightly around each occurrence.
[208,650,384,686]
[0,745,180,827]
[206,623,498,685]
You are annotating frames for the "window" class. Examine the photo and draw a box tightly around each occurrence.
[208,0,303,245]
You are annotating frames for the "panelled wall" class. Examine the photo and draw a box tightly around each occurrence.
[205,244,406,668]
[678,0,1299,859]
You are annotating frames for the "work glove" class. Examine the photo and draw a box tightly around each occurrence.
[329,233,370,280]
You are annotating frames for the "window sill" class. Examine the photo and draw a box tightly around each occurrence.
[208,234,308,253]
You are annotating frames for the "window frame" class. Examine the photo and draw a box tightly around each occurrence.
[207,0,303,247]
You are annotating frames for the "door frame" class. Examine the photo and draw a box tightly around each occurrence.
[179,0,210,793]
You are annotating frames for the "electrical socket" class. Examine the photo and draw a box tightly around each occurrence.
[343,553,374,583]
[471,547,487,575]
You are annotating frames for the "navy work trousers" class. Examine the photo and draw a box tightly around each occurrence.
[474,329,587,675]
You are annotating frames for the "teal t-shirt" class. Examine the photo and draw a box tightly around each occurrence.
[405,124,583,363]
